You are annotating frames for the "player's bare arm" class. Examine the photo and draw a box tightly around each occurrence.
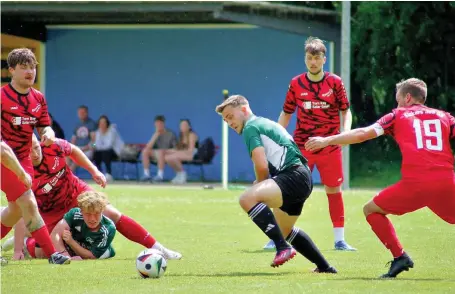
[37,126,56,146]
[62,229,96,259]
[278,111,292,128]
[0,141,32,188]
[305,124,380,152]
[251,146,269,183]
[51,219,72,257]
[69,143,107,188]
[340,109,353,132]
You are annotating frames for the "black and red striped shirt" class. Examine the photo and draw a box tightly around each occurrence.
[283,72,349,155]
[1,84,50,159]
[33,139,88,214]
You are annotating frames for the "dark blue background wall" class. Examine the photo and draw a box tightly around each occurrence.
[45,25,329,183]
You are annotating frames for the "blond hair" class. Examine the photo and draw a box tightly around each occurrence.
[77,191,109,213]
[396,78,427,102]
[215,95,249,114]
[305,37,326,56]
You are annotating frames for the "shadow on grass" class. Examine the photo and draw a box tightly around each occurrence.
[132,271,294,279]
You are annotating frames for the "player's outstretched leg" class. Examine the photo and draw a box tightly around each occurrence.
[103,205,182,260]
[239,179,296,268]
[364,200,414,278]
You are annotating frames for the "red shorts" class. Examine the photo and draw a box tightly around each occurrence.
[40,183,93,233]
[1,157,34,202]
[374,177,455,224]
[301,149,343,187]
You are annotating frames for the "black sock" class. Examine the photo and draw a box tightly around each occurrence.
[248,203,289,251]
[287,227,330,269]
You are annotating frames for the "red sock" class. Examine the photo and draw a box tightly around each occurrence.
[30,226,56,258]
[366,213,404,258]
[26,237,37,258]
[327,192,344,228]
[1,224,12,239]
[116,215,156,248]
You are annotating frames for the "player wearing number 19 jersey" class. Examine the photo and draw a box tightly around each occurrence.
[305,78,455,278]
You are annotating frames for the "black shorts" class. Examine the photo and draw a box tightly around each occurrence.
[272,164,313,216]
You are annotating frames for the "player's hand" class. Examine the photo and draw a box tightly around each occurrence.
[91,170,107,188]
[71,256,83,261]
[305,137,329,152]
[12,251,25,260]
[41,132,56,146]
[18,171,32,189]
[62,229,74,244]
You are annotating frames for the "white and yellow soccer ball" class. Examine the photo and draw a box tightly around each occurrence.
[136,249,167,279]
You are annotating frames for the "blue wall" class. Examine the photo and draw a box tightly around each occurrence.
[46,26,327,183]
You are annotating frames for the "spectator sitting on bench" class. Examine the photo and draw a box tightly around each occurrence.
[165,119,199,184]
[93,115,123,182]
[141,115,177,182]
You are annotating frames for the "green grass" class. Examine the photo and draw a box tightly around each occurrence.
[2,184,455,294]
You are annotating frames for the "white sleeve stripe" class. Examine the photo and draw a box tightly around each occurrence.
[372,123,385,137]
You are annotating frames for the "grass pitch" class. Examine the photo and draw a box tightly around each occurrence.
[1,184,454,294]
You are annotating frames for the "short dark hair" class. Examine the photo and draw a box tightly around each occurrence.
[304,37,326,56]
[154,115,165,122]
[98,115,111,128]
[78,105,89,111]
[7,48,38,69]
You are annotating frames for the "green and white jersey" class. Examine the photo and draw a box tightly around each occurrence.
[64,208,116,259]
[242,115,306,176]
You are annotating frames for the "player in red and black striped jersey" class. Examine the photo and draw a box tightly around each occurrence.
[0,48,70,265]
[305,78,455,278]
[266,37,356,251]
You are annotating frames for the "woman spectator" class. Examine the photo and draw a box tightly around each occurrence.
[93,115,123,182]
[165,119,199,184]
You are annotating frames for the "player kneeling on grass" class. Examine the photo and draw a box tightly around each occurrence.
[215,95,337,272]
[31,191,116,260]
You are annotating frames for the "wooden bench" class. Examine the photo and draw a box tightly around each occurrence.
[114,143,219,181]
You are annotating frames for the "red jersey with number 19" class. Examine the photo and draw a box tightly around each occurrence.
[375,104,455,181]
[283,72,350,155]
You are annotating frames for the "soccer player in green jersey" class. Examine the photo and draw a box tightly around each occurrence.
[32,191,116,259]
[215,95,336,272]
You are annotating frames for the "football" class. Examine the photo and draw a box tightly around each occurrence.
[136,249,167,279]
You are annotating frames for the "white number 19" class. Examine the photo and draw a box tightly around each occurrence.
[413,119,443,151]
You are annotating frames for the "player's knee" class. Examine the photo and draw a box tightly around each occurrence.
[103,205,121,223]
[238,192,257,212]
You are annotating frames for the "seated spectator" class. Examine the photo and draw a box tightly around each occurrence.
[165,119,199,184]
[49,113,65,139]
[93,115,123,182]
[69,105,97,171]
[141,115,177,182]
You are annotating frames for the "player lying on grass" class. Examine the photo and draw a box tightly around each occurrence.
[215,95,337,272]
[2,135,181,261]
[30,191,116,260]
[305,78,455,278]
